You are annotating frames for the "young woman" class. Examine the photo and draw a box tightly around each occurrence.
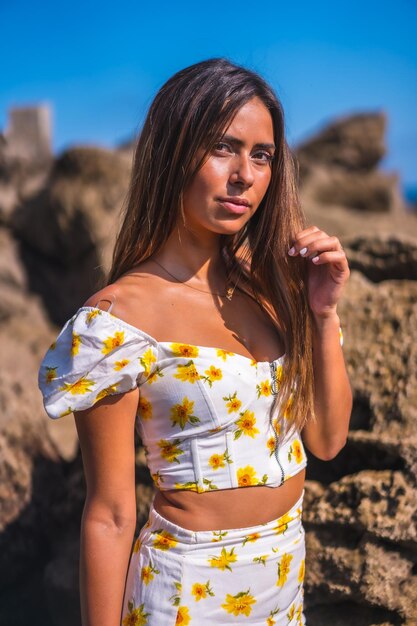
[38,58,352,626]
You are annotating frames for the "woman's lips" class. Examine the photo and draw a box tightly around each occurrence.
[217,199,250,215]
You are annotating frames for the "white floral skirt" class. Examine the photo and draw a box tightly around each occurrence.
[122,490,306,625]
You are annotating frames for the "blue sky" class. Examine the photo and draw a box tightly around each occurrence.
[1,0,416,188]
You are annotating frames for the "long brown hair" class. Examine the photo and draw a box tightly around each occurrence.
[108,58,315,436]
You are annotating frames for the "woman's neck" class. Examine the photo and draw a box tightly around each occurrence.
[152,224,227,287]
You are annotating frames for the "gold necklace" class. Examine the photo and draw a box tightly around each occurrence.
[151,258,237,301]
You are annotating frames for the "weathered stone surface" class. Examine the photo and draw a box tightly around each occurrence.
[343,235,417,282]
[304,471,416,548]
[296,112,386,172]
[295,112,408,218]
[11,146,131,324]
[303,483,417,619]
[302,268,417,623]
[301,166,400,212]
[0,256,80,595]
[0,155,51,226]
[0,227,28,292]
[338,272,417,440]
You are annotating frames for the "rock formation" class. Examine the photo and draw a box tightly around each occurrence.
[12,146,132,324]
[0,111,416,625]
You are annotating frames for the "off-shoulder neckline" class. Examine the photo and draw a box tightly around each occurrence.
[78,306,286,367]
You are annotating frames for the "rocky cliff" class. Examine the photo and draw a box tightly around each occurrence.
[0,112,416,626]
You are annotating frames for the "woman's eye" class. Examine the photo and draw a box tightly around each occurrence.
[252,151,274,163]
[214,142,233,153]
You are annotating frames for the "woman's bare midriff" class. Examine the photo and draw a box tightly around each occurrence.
[153,469,306,531]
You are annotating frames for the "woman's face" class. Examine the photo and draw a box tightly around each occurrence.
[181,97,275,238]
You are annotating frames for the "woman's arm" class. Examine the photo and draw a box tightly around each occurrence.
[301,312,352,460]
[287,225,352,461]
[74,387,139,626]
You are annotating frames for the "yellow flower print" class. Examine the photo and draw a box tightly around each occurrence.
[139,348,157,377]
[298,559,305,584]
[59,376,95,395]
[114,359,130,370]
[211,530,228,542]
[237,465,258,487]
[253,554,269,566]
[138,396,153,420]
[266,607,280,626]
[174,360,200,384]
[216,349,235,361]
[234,410,260,439]
[339,326,344,346]
[122,601,150,626]
[59,407,73,417]
[141,561,160,586]
[147,366,163,384]
[152,530,178,551]
[283,392,294,419]
[151,471,164,487]
[45,366,58,384]
[71,332,81,357]
[221,589,256,617]
[132,536,142,553]
[209,453,224,470]
[102,331,125,355]
[175,606,191,626]
[288,439,303,464]
[223,391,242,413]
[174,479,218,493]
[141,566,153,586]
[250,359,258,367]
[296,603,303,624]
[272,417,281,435]
[208,451,232,470]
[267,436,276,456]
[200,478,218,492]
[191,580,214,601]
[274,512,293,535]
[209,546,237,571]
[170,581,182,606]
[277,553,293,587]
[256,379,271,398]
[275,364,283,386]
[242,532,260,546]
[201,365,222,387]
[158,439,185,464]
[170,343,199,358]
[170,397,200,430]
[85,309,101,325]
[175,481,198,491]
[96,383,119,402]
[287,603,296,621]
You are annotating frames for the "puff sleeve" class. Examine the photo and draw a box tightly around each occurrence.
[37,307,157,419]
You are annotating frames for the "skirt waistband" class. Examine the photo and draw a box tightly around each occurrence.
[144,489,305,546]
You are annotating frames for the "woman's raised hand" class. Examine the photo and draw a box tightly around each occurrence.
[288,226,350,319]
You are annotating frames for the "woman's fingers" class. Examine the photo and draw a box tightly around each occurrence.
[288,233,342,258]
[311,250,349,274]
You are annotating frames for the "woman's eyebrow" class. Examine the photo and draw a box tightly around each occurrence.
[221,134,275,151]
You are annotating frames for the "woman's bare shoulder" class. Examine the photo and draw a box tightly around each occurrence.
[82,283,124,312]
[82,261,160,326]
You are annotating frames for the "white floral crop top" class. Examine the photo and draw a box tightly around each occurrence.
[38,306,344,493]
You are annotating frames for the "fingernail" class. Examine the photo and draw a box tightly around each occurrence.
[288,247,296,256]
[312,255,320,263]
[300,247,308,256]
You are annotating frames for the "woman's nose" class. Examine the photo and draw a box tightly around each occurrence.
[229,154,255,186]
